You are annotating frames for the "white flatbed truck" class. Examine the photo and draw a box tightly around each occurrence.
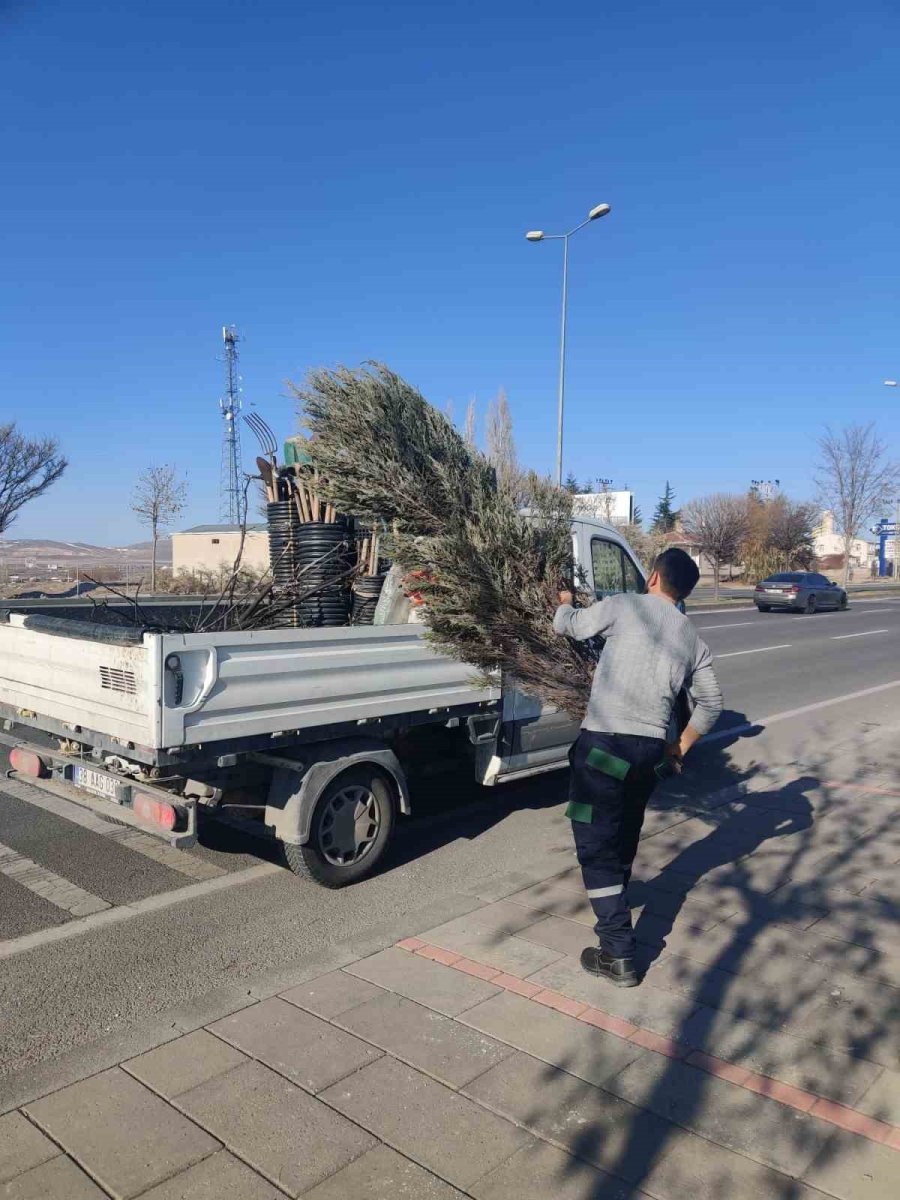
[0,519,649,886]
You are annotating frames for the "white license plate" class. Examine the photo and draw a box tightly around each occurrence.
[72,766,127,803]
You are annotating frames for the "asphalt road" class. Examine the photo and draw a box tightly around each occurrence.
[3,595,900,1079]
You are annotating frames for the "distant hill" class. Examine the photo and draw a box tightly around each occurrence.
[0,536,172,567]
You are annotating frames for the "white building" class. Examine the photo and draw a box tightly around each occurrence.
[812,511,872,569]
[572,490,634,526]
[172,525,269,576]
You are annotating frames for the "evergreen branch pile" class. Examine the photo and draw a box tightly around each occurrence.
[293,363,598,717]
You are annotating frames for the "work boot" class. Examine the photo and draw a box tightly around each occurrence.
[580,946,640,988]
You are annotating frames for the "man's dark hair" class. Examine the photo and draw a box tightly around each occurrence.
[652,547,700,602]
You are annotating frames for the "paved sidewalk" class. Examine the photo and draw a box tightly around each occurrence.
[2,738,900,1198]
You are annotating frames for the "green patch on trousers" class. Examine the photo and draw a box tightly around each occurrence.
[586,746,631,780]
[566,801,595,823]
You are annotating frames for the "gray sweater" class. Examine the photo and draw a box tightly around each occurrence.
[553,593,723,739]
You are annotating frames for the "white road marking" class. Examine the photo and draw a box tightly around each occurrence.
[688,606,755,616]
[716,644,792,659]
[697,621,759,630]
[0,777,223,881]
[0,840,109,917]
[831,629,889,640]
[701,677,900,744]
[0,862,282,960]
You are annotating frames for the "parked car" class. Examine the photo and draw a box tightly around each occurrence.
[754,572,848,614]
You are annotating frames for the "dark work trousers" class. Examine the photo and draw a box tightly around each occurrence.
[568,730,665,959]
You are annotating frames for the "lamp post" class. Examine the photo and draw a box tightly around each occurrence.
[526,203,611,487]
[883,383,900,573]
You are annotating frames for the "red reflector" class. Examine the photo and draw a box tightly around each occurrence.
[133,793,179,832]
[9,747,48,778]
[754,585,764,592]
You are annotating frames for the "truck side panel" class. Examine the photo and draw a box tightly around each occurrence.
[159,624,500,747]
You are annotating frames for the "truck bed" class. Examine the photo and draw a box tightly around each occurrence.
[0,608,499,761]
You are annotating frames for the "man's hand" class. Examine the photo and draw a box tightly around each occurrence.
[664,741,684,774]
[558,590,574,606]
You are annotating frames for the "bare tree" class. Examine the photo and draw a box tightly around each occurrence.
[681,493,749,600]
[485,387,517,489]
[815,423,898,584]
[464,397,477,447]
[0,424,68,535]
[131,465,187,592]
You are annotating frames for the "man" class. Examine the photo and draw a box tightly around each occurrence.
[554,547,722,988]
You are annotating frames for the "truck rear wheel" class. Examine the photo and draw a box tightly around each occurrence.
[283,765,396,887]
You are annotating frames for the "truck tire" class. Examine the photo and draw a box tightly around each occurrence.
[283,765,397,887]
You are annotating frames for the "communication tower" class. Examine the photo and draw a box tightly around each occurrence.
[219,326,245,524]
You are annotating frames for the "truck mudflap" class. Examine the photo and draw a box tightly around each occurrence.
[260,737,411,846]
[1,734,198,848]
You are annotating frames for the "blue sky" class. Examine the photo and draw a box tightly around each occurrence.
[3,0,899,542]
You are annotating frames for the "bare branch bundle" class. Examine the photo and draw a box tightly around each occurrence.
[293,362,598,717]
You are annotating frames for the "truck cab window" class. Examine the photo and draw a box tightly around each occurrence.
[622,552,644,593]
[591,538,623,598]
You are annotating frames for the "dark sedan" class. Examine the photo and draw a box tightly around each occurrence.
[754,572,848,614]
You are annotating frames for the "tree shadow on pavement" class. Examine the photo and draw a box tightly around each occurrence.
[499,722,900,1198]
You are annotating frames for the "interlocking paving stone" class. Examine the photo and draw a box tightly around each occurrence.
[345,947,501,1016]
[0,1154,108,1199]
[420,923,567,976]
[792,981,900,1070]
[678,1005,883,1107]
[301,1143,469,1199]
[463,1050,674,1182]
[135,1150,284,1199]
[0,1111,58,1184]
[420,900,544,941]
[25,1068,220,1199]
[603,1050,833,1177]
[470,1138,637,1199]
[460,990,645,1087]
[279,969,384,1019]
[802,1127,899,1200]
[854,1067,900,1124]
[516,913,599,959]
[648,950,831,1030]
[335,991,514,1087]
[208,997,382,1092]
[635,1125,835,1200]
[525,955,700,1037]
[124,1030,248,1099]
[176,1060,375,1198]
[319,1054,532,1190]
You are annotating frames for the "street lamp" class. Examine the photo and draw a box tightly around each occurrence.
[884,380,898,387]
[526,202,611,486]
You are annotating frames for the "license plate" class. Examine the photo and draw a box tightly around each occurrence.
[72,766,127,803]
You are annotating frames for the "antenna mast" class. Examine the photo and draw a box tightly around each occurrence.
[219,325,245,524]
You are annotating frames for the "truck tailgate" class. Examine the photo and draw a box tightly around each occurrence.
[0,614,159,747]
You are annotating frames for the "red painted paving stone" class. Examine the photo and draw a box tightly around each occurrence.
[532,989,588,1018]
[629,1027,690,1060]
[492,973,542,998]
[740,1073,817,1112]
[578,1006,639,1039]
[686,1050,752,1087]
[396,937,425,952]
[415,945,461,967]
[885,1126,900,1152]
[810,1097,895,1143]
[454,957,502,981]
